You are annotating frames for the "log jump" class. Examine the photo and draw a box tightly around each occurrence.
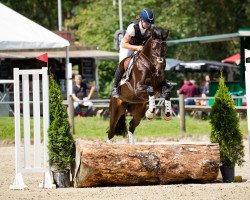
[73,140,220,187]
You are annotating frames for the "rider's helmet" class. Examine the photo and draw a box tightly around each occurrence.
[139,9,154,24]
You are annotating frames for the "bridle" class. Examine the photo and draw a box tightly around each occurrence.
[151,39,167,64]
[139,39,167,74]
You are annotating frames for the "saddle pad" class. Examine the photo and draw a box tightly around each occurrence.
[120,57,134,86]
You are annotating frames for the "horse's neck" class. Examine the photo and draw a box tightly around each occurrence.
[141,38,152,59]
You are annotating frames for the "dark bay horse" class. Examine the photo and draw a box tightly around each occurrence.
[107,27,172,144]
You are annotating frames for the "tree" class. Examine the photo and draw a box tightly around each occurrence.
[1,0,75,30]
[210,74,244,167]
[48,74,75,171]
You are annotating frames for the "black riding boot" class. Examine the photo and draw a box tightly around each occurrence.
[112,68,123,98]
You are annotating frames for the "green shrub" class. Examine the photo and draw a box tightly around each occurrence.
[48,74,75,170]
[210,74,244,166]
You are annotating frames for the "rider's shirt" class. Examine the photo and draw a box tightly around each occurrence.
[127,20,151,45]
[119,20,152,62]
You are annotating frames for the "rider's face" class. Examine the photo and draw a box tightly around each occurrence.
[141,20,151,29]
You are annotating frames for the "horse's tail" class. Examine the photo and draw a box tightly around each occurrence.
[114,113,127,137]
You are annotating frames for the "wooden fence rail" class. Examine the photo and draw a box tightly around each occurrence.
[62,95,248,134]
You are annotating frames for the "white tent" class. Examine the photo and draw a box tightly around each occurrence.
[0,3,69,50]
[0,3,72,98]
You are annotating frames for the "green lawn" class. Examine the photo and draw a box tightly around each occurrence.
[1,116,247,142]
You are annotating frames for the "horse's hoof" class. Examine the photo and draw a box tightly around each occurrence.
[145,109,155,119]
[163,113,172,121]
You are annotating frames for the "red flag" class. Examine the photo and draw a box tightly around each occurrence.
[36,53,48,67]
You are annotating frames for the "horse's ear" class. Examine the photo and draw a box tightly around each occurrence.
[163,30,170,40]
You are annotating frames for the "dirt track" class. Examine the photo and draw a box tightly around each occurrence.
[0,138,250,200]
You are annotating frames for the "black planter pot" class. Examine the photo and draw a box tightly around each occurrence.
[52,170,71,188]
[220,165,235,183]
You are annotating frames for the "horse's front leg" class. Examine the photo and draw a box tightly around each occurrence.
[145,86,156,119]
[162,81,173,121]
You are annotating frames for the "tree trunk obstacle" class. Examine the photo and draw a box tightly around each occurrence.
[73,140,220,187]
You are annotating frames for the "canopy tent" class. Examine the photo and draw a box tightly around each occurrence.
[222,53,240,65]
[170,60,239,81]
[165,58,184,71]
[172,60,238,71]
[1,50,118,60]
[167,28,250,88]
[0,3,69,50]
[0,3,72,98]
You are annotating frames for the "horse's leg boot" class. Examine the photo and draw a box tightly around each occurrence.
[163,100,172,121]
[112,68,123,98]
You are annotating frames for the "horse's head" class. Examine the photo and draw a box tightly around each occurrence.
[150,27,169,76]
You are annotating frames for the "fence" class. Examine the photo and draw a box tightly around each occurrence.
[9,67,55,189]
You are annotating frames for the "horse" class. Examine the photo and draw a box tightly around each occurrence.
[107,27,172,144]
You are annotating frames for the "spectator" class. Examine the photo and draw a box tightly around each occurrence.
[201,75,210,96]
[200,75,210,106]
[72,75,95,117]
[179,79,198,105]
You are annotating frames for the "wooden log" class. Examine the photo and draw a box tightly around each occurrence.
[73,140,220,187]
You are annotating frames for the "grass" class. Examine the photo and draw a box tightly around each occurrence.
[1,116,247,142]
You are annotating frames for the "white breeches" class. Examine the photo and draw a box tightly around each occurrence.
[119,47,134,63]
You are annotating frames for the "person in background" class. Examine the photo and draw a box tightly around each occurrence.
[111,8,155,98]
[72,75,95,117]
[201,75,210,96]
[179,79,198,105]
[200,75,210,106]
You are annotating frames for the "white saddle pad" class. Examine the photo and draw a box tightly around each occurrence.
[120,57,134,86]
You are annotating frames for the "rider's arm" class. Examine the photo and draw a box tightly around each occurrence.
[121,33,143,52]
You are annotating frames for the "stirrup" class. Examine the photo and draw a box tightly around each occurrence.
[112,88,120,98]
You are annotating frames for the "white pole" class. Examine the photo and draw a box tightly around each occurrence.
[245,49,250,161]
[118,0,123,31]
[65,46,71,101]
[58,0,62,31]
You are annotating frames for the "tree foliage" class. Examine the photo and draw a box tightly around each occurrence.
[48,74,75,170]
[4,0,250,57]
[1,0,75,30]
[3,0,250,97]
[210,74,244,166]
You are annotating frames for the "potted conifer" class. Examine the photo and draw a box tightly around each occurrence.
[210,74,245,183]
[48,74,75,188]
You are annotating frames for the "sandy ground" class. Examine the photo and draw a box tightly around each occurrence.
[1,138,250,200]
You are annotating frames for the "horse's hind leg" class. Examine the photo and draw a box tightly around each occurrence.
[127,104,147,144]
[107,97,126,142]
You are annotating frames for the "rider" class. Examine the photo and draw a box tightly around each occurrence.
[112,8,155,98]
